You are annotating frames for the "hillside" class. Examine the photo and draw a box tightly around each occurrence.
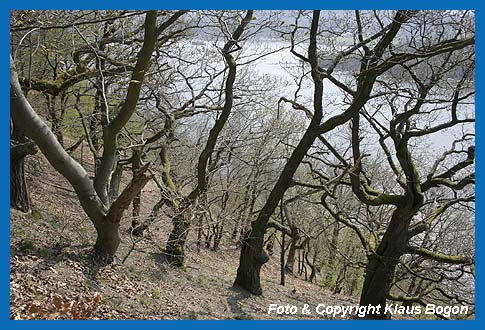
[9,10,475,321]
[10,150,360,320]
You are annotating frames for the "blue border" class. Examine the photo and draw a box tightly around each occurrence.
[3,0,480,10]
[2,1,482,328]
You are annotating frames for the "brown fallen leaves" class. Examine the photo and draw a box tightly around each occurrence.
[10,253,105,320]
[26,292,102,320]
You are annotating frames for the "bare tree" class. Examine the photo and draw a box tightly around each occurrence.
[164,10,254,266]
[10,11,187,262]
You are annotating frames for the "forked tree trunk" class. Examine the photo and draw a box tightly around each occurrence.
[359,209,414,319]
[196,213,203,252]
[94,163,153,262]
[10,11,167,263]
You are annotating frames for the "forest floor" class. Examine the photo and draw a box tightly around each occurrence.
[10,148,360,320]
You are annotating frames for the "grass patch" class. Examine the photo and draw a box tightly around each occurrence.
[151,289,161,300]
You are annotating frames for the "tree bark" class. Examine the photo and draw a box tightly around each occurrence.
[10,156,30,212]
[96,162,152,261]
[93,218,121,263]
[109,161,123,202]
[10,122,37,212]
[45,94,64,147]
[359,209,414,319]
[233,229,269,295]
[285,225,300,274]
[130,148,143,236]
[308,249,318,283]
[165,201,191,266]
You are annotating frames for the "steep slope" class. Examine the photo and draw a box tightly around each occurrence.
[10,150,360,320]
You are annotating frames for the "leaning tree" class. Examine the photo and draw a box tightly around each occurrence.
[10,10,187,262]
[286,10,475,318]
[233,9,474,297]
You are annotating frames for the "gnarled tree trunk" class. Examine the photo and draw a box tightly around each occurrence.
[165,199,192,266]
[359,208,415,319]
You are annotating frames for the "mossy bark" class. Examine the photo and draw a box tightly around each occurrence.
[359,209,414,319]
[165,211,191,266]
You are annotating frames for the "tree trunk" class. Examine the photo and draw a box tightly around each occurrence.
[234,129,319,293]
[10,156,31,212]
[233,228,269,295]
[212,192,228,251]
[93,218,121,263]
[333,263,347,294]
[307,249,318,283]
[95,163,152,262]
[165,209,191,266]
[45,94,64,147]
[359,209,414,319]
[131,149,143,236]
[164,11,253,267]
[325,221,339,286]
[10,123,37,212]
[196,213,203,252]
[109,161,123,202]
[213,218,225,251]
[285,226,300,274]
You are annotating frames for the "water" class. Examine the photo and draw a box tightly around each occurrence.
[174,38,474,154]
